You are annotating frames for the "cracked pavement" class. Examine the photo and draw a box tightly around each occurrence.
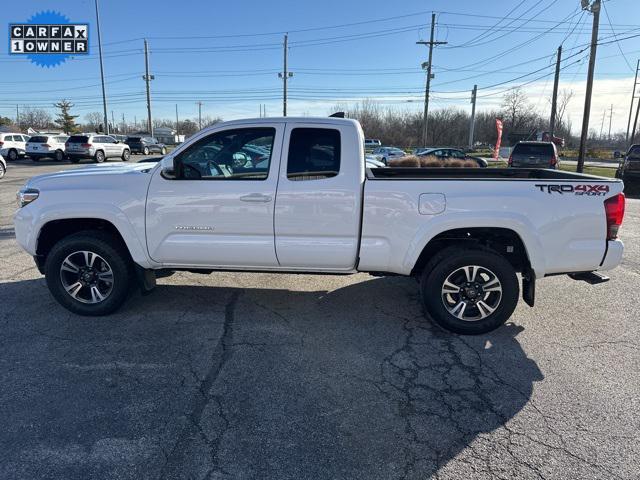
[0,160,639,479]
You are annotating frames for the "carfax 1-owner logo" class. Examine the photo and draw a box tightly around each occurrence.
[9,10,89,67]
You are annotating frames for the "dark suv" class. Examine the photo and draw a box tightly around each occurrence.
[508,141,559,169]
[617,144,640,185]
[125,136,167,155]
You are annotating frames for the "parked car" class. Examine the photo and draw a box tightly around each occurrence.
[111,134,128,142]
[364,138,382,150]
[372,146,405,164]
[65,134,131,163]
[14,117,625,335]
[416,148,488,168]
[508,141,559,169]
[365,155,386,168]
[125,136,167,155]
[0,154,6,179]
[616,144,640,185]
[0,133,30,161]
[26,135,69,162]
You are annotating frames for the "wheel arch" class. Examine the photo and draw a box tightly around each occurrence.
[36,218,141,273]
[410,227,533,278]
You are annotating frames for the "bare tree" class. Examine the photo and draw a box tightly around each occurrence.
[501,88,530,132]
[84,112,103,132]
[18,107,52,131]
[556,89,574,129]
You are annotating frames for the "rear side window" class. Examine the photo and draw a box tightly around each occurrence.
[628,146,640,157]
[127,137,141,142]
[67,135,89,143]
[513,143,554,156]
[28,136,48,143]
[287,128,341,181]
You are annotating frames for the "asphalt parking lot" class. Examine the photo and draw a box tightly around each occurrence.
[0,158,639,480]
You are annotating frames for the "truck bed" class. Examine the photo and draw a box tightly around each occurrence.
[367,167,617,181]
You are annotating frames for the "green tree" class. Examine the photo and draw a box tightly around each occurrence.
[53,99,79,134]
[0,116,13,127]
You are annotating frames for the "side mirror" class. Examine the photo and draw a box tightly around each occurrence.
[160,155,176,178]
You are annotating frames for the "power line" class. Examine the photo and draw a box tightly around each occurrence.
[602,0,635,72]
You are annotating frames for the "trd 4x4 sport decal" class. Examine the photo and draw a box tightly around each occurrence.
[535,184,610,196]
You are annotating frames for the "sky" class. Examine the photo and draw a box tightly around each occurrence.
[2,0,640,134]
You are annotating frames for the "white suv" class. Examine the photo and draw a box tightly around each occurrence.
[65,134,131,163]
[0,133,30,161]
[26,135,69,162]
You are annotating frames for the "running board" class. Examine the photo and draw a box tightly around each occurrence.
[568,271,610,284]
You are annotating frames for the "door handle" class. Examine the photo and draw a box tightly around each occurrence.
[239,193,272,203]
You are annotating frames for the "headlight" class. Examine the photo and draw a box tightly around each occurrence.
[16,188,39,208]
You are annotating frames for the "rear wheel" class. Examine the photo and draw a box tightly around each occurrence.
[121,149,131,161]
[0,162,5,178]
[94,150,105,163]
[54,149,64,162]
[161,147,167,155]
[44,231,132,316]
[143,147,150,155]
[7,149,18,161]
[420,247,519,335]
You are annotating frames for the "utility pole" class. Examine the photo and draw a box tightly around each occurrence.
[16,104,19,127]
[608,104,613,141]
[278,34,293,116]
[625,59,640,143]
[196,101,203,130]
[143,39,154,137]
[577,0,601,173]
[632,89,640,143]
[175,104,179,136]
[121,113,125,134]
[417,13,448,147]
[468,85,477,149]
[549,45,562,136]
[599,109,606,139]
[111,110,115,134]
[259,104,262,118]
[95,0,109,134]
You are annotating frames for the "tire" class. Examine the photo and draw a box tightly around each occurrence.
[95,150,105,163]
[420,246,519,335]
[122,149,131,161]
[143,147,150,155]
[54,150,64,162]
[69,157,80,164]
[161,147,167,155]
[7,149,18,161]
[44,231,133,316]
[0,163,5,179]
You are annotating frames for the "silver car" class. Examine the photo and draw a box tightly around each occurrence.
[371,147,406,165]
[65,134,131,163]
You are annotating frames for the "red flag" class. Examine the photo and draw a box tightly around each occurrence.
[494,119,503,161]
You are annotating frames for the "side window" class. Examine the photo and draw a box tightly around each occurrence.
[287,128,341,181]
[175,127,275,180]
[450,150,465,159]
[93,136,103,143]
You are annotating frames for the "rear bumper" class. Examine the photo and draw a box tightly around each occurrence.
[27,152,53,159]
[599,239,624,271]
[65,152,94,159]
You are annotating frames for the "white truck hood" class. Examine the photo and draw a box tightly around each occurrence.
[25,162,156,188]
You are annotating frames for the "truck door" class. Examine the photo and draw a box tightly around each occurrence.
[275,122,364,270]
[145,124,283,267]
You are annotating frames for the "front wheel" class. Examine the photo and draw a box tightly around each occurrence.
[122,149,131,161]
[54,150,65,162]
[44,231,132,316]
[161,147,167,155]
[0,162,5,178]
[420,247,519,335]
[7,149,18,161]
[143,147,150,155]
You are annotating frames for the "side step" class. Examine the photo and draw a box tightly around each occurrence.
[568,271,610,284]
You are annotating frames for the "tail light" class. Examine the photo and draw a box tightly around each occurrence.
[507,155,513,166]
[604,193,625,240]
[81,143,92,148]
[42,144,50,148]
[0,141,3,147]
[550,154,557,167]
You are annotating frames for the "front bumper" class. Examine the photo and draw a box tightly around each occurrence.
[599,239,624,271]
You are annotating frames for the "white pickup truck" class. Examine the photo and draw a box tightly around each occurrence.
[14,117,626,334]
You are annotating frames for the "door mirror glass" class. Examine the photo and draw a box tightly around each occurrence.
[160,155,176,178]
